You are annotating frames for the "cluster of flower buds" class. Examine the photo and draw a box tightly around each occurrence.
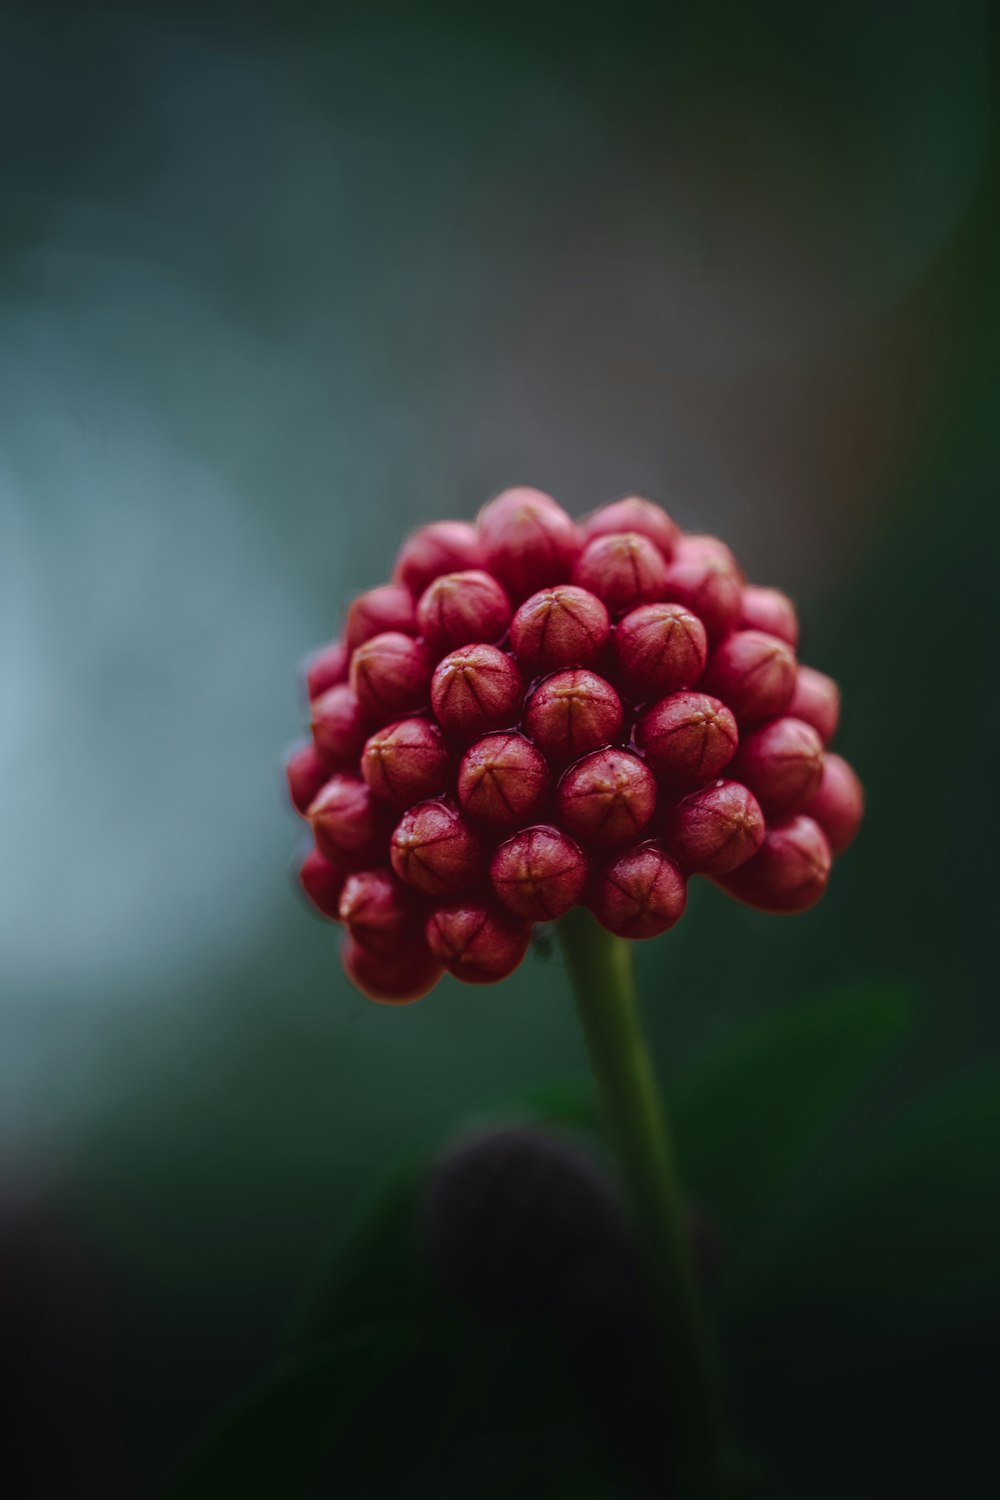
[287,489,863,1003]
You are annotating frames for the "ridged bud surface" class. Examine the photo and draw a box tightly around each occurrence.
[636,692,738,786]
[614,602,708,699]
[733,716,824,814]
[665,779,765,875]
[339,867,419,954]
[431,644,523,739]
[457,733,550,826]
[426,903,531,983]
[592,844,687,938]
[703,630,797,725]
[351,632,434,724]
[491,826,588,920]
[478,489,580,602]
[417,570,511,652]
[390,799,481,896]
[557,749,657,845]
[523,670,623,762]
[510,586,610,673]
[361,717,450,808]
[309,775,386,868]
[660,548,742,642]
[719,815,832,912]
[580,495,679,559]
[573,532,668,616]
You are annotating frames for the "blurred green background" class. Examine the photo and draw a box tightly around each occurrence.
[2,1,998,1495]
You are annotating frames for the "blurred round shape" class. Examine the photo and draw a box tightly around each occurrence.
[416,569,511,653]
[361,717,450,808]
[674,533,743,578]
[286,740,329,817]
[309,775,386,868]
[305,639,349,701]
[738,585,799,647]
[344,583,417,652]
[393,521,485,597]
[490,825,588,920]
[804,753,864,855]
[425,903,531,983]
[636,692,738,786]
[430,644,523,739]
[787,665,841,745]
[614,601,708,699]
[298,846,346,919]
[664,779,765,875]
[350,631,434,724]
[718,815,832,913]
[390,799,480,896]
[339,867,418,954]
[477,488,580,602]
[580,495,679,560]
[457,732,550,827]
[310,684,368,769]
[592,844,687,939]
[573,531,668,616]
[703,629,797,725]
[510,585,610,673]
[733,715,824,814]
[557,748,657,845]
[342,933,443,1004]
[660,549,742,643]
[523,669,623,763]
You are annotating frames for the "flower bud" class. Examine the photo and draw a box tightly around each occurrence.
[523,669,623,763]
[431,644,523,739]
[573,532,668,616]
[557,749,657,845]
[660,548,742,642]
[592,843,687,938]
[509,585,610,673]
[804,753,864,855]
[426,903,531,983]
[614,602,708,699]
[675,533,744,576]
[733,715,824,814]
[351,631,434,724]
[703,629,796,725]
[738,585,799,647]
[286,740,329,816]
[490,825,588,920]
[390,799,481,896]
[718,814,831,913]
[392,520,485,597]
[664,779,765,875]
[361,717,450,807]
[636,692,738,786]
[338,867,418,954]
[305,639,349,700]
[787,665,840,745]
[310,684,368,769]
[309,775,387,867]
[344,583,417,652]
[457,732,550,826]
[341,933,443,1004]
[416,569,511,653]
[478,488,581,602]
[580,496,679,560]
[298,846,346,918]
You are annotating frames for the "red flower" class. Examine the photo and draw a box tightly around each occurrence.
[287,488,862,1002]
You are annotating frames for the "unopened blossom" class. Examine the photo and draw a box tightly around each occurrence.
[286,487,863,1001]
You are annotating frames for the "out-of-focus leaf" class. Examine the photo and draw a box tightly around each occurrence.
[670,983,915,1239]
[155,1325,414,1500]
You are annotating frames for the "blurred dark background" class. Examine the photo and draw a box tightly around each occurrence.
[2,2,998,1496]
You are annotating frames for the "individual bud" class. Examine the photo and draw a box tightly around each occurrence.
[339,867,418,954]
[298,846,346,919]
[523,670,624,763]
[636,692,739,786]
[392,520,485,597]
[361,717,450,807]
[664,779,765,875]
[344,583,417,652]
[703,629,797,725]
[591,843,687,939]
[310,684,368,769]
[457,733,550,827]
[478,488,581,602]
[733,715,824,814]
[390,799,481,896]
[341,933,443,1004]
[416,569,511,653]
[510,585,610,673]
[614,602,708,700]
[305,639,349,700]
[490,825,588,920]
[286,741,329,816]
[431,644,523,740]
[309,775,387,867]
[580,496,679,560]
[573,532,668,616]
[787,665,841,745]
[674,532,745,578]
[557,749,658,845]
[804,753,864,855]
[351,631,434,724]
[660,547,742,642]
[718,815,831,913]
[426,903,531,984]
[738,586,799,648]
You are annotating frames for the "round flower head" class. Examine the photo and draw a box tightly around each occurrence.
[393,520,485,597]
[703,630,797,726]
[636,692,738,787]
[342,933,443,1004]
[557,748,657,845]
[416,570,511,653]
[580,495,679,560]
[457,733,550,827]
[491,826,588,920]
[288,491,859,1002]
[431,644,523,740]
[510,585,610,673]
[718,814,831,913]
[614,602,708,700]
[592,844,687,939]
[361,717,450,808]
[390,799,481,896]
[664,779,765,876]
[523,669,623,763]
[351,631,434,724]
[426,903,531,983]
[345,583,417,652]
[573,532,668,616]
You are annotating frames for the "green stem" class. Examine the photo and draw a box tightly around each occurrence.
[557,907,728,1496]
